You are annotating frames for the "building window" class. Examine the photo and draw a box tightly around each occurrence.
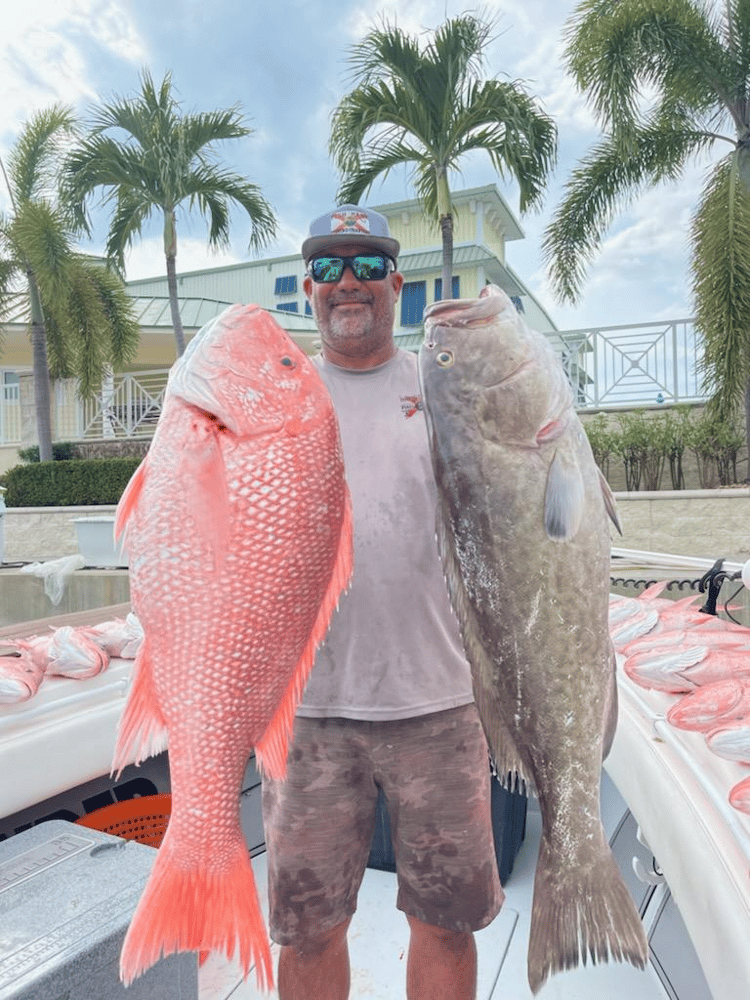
[510,295,525,313]
[276,302,298,313]
[2,371,19,400]
[401,281,426,326]
[434,276,460,300]
[305,301,312,316]
[274,275,298,295]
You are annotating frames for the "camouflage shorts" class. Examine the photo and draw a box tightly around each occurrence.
[261,703,504,946]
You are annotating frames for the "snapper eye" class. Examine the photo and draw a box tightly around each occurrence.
[280,356,295,368]
[436,350,454,368]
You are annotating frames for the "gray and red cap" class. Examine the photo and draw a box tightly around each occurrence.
[302,204,400,264]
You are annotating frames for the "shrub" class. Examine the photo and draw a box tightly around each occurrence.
[17,441,77,463]
[583,414,618,480]
[2,457,141,507]
[660,405,693,490]
[687,411,744,487]
[617,412,654,490]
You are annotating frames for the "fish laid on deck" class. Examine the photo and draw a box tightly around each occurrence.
[418,284,647,993]
[112,303,353,989]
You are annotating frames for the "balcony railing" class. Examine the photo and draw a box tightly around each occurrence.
[0,317,708,448]
[78,371,167,440]
[552,318,702,410]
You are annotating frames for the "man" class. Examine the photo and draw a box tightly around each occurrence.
[261,205,503,1000]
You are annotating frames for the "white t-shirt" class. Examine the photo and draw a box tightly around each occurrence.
[298,348,473,720]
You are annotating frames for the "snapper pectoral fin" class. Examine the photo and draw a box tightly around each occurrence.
[180,420,231,571]
[114,456,150,545]
[544,450,585,541]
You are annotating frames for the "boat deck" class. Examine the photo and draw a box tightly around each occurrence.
[199,794,670,1000]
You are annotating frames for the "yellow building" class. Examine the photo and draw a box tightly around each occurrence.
[0,184,556,473]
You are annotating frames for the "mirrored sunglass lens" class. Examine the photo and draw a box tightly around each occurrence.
[310,255,390,281]
[352,256,388,279]
[311,257,343,282]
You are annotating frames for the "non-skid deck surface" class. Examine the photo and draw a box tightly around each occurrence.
[199,809,669,1000]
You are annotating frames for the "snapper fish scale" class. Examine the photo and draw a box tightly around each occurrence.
[112,303,353,990]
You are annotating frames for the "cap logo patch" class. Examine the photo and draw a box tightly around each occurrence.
[330,210,370,235]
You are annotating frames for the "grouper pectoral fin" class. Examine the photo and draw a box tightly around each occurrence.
[544,449,585,541]
[434,501,535,793]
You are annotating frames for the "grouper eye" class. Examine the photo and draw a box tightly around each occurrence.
[436,350,454,368]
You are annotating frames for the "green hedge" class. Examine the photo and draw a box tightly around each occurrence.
[583,406,744,490]
[1,457,142,507]
[17,442,78,463]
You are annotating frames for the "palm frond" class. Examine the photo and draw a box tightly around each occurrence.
[6,105,78,206]
[59,265,108,393]
[330,80,435,171]
[180,109,251,156]
[543,119,713,302]
[565,0,731,138]
[183,165,277,251]
[448,79,557,212]
[104,191,154,270]
[337,142,432,210]
[80,263,140,370]
[692,152,750,416]
[11,200,77,305]
[42,307,75,382]
[331,13,555,230]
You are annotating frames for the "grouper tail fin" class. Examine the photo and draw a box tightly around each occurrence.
[527,832,648,994]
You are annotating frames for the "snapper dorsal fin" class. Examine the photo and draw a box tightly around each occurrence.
[254,487,354,780]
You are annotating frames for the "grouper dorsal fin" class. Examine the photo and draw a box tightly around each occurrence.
[598,467,623,535]
[544,449,585,541]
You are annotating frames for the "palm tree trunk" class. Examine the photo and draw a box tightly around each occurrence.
[166,251,187,357]
[436,167,454,300]
[28,274,53,462]
[440,214,453,300]
[164,208,186,357]
[745,380,750,482]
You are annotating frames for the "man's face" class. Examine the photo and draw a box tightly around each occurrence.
[303,242,404,366]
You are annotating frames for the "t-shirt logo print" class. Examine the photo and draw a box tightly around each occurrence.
[400,395,423,418]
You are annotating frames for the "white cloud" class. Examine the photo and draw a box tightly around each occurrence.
[124,235,243,283]
[0,2,146,134]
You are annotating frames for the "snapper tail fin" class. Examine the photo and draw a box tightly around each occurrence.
[119,826,273,990]
[527,833,647,994]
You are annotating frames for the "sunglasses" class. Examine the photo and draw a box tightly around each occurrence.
[307,254,395,283]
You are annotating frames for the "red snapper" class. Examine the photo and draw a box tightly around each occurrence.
[112,304,353,988]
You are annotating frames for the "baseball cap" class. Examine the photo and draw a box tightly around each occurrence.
[302,204,400,263]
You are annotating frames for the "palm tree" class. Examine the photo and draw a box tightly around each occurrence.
[0,106,140,461]
[330,14,557,299]
[544,0,750,470]
[64,70,278,356]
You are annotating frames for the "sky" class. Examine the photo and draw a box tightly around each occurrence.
[0,0,725,331]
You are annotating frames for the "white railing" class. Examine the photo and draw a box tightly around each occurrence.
[0,317,709,447]
[553,318,702,409]
[77,370,168,440]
